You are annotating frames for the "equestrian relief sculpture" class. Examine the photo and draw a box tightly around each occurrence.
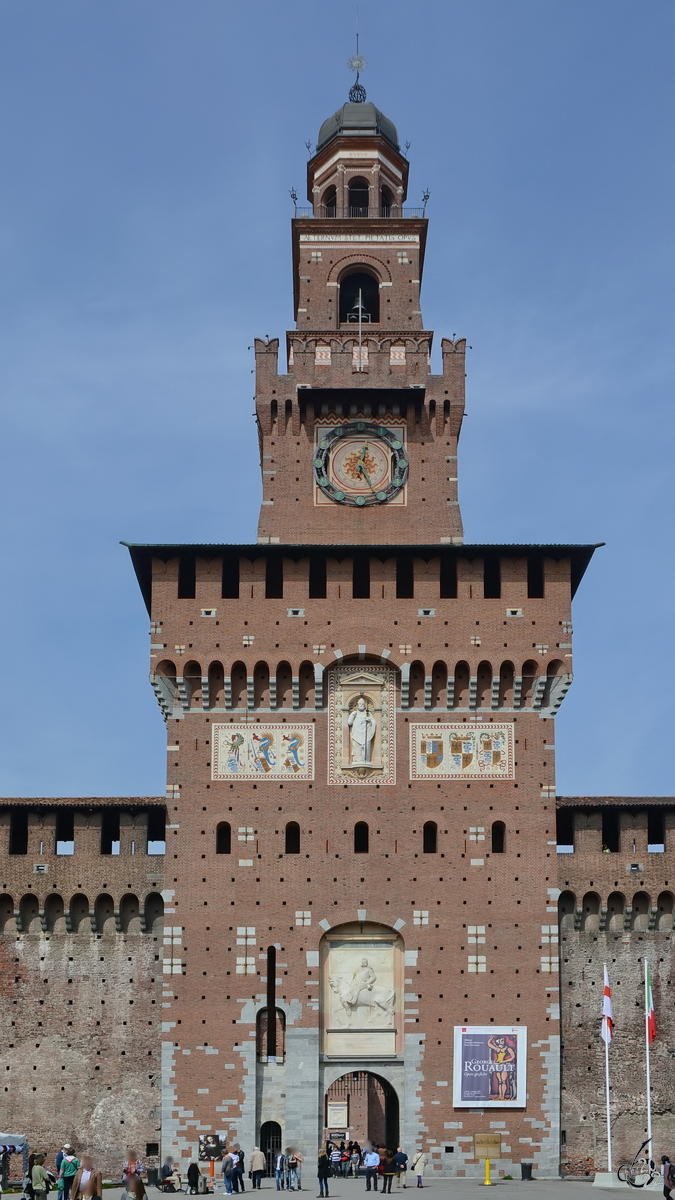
[329,957,395,1026]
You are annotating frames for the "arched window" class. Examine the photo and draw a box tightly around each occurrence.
[657,891,674,931]
[607,891,625,932]
[0,894,15,933]
[339,270,380,324]
[322,186,337,217]
[422,822,437,854]
[230,661,247,709]
[253,661,270,708]
[380,185,394,216]
[285,822,300,854]
[69,893,89,934]
[298,661,315,708]
[453,661,470,708]
[19,893,40,934]
[183,660,202,709]
[44,893,65,934]
[348,176,369,217]
[476,661,493,708]
[276,661,293,708]
[521,660,538,706]
[631,891,650,931]
[257,1007,286,1064]
[144,891,164,935]
[409,661,425,708]
[491,821,505,854]
[208,661,224,708]
[95,893,116,936]
[216,822,232,854]
[431,661,447,708]
[498,662,515,707]
[120,893,141,934]
[354,822,369,853]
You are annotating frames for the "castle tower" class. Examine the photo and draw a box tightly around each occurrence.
[128,83,598,1177]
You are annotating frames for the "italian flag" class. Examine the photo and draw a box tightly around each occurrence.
[646,963,656,1044]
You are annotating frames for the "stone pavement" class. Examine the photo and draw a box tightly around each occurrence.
[201,1181,605,1200]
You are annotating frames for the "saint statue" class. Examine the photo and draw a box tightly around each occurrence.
[348,697,376,764]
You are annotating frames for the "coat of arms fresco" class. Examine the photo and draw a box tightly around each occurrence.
[410,724,514,780]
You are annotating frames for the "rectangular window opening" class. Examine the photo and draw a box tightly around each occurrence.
[265,554,284,600]
[527,555,545,599]
[483,556,501,599]
[221,554,240,599]
[147,807,166,856]
[602,809,620,854]
[9,809,28,856]
[101,808,121,856]
[555,808,574,853]
[439,554,457,599]
[648,809,665,853]
[55,809,75,856]
[178,554,196,599]
[352,553,371,600]
[309,555,327,600]
[396,554,414,600]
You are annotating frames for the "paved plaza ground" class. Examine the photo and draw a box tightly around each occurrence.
[189,1182,611,1200]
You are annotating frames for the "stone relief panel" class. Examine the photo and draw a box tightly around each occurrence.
[410,723,514,781]
[211,724,314,781]
[328,666,396,785]
[321,925,403,1057]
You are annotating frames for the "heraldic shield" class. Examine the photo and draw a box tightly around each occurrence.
[420,738,444,770]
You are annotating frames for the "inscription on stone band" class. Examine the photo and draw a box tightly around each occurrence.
[211,724,314,781]
[410,723,514,780]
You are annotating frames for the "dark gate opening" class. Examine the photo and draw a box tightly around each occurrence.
[261,1121,282,1178]
[325,1072,399,1150]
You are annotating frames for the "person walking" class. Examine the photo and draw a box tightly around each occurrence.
[32,1155,50,1200]
[71,1157,102,1200]
[393,1150,407,1190]
[250,1149,266,1191]
[364,1149,380,1193]
[350,1149,360,1180]
[381,1155,395,1196]
[328,1148,341,1182]
[60,1150,81,1200]
[273,1153,286,1192]
[317,1152,330,1200]
[409,1154,426,1190]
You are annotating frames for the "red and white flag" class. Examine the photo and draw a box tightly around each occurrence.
[601,965,613,1044]
[646,963,656,1044]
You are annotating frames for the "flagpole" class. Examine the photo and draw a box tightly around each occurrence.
[603,964,612,1173]
[645,962,653,1148]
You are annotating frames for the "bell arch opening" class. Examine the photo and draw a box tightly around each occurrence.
[339,270,380,324]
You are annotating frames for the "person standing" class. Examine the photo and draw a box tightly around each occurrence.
[381,1154,395,1196]
[71,1156,102,1200]
[122,1154,144,1189]
[364,1149,380,1193]
[186,1164,201,1196]
[317,1152,330,1199]
[286,1151,300,1192]
[328,1147,341,1180]
[350,1149,360,1179]
[393,1150,407,1190]
[250,1149,266,1191]
[60,1150,81,1200]
[32,1155,50,1200]
[222,1152,237,1195]
[232,1149,245,1194]
[409,1154,426,1190]
[273,1152,286,1191]
[294,1151,304,1191]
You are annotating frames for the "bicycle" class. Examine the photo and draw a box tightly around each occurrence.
[617,1139,661,1188]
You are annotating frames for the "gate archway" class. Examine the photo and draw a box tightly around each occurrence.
[325,1071,399,1150]
[260,1121,282,1177]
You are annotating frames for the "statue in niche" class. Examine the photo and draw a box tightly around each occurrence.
[328,957,395,1027]
[348,696,376,765]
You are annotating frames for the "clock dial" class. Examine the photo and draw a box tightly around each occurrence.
[314,421,408,506]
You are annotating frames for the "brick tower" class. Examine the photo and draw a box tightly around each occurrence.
[128,84,598,1177]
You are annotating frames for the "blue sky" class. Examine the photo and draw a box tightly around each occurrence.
[0,0,673,797]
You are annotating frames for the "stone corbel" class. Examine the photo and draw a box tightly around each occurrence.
[176,677,190,711]
[224,676,232,708]
[114,907,122,933]
[269,675,277,709]
[491,676,500,709]
[649,906,658,931]
[314,663,324,709]
[623,906,633,932]
[424,676,433,709]
[573,907,583,931]
[247,676,255,710]
[201,677,210,710]
[400,662,411,708]
[39,909,47,933]
[89,908,97,934]
[151,674,175,719]
[468,676,478,709]
[599,906,608,932]
[14,908,22,933]
[292,676,300,709]
[513,675,523,707]
[446,678,455,709]
[532,676,548,709]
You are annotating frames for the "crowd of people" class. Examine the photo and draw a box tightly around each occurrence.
[22,1140,427,1200]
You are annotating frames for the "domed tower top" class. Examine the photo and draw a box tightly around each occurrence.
[307,82,409,215]
[316,101,400,153]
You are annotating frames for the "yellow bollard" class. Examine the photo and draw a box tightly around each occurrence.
[483,1157,493,1186]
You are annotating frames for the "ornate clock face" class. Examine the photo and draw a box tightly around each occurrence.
[314,421,409,506]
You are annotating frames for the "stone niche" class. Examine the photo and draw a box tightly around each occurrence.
[328,665,396,785]
[321,922,404,1057]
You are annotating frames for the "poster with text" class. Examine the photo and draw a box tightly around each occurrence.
[453,1026,527,1108]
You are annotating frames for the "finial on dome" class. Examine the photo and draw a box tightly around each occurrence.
[348,23,367,104]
